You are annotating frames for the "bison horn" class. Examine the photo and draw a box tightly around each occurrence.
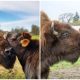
[3,32,8,39]
[51,22,58,35]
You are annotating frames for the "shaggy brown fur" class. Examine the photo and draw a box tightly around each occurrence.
[41,11,80,78]
[6,32,39,79]
[0,31,16,69]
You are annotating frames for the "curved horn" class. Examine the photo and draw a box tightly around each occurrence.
[51,22,58,35]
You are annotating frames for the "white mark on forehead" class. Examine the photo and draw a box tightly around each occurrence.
[71,26,80,32]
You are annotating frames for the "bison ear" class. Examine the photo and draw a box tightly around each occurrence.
[22,32,31,39]
[20,39,30,47]
[41,11,50,27]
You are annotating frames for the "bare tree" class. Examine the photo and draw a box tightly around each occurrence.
[59,13,73,23]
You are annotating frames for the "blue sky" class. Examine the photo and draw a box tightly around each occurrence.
[0,1,39,31]
[40,0,80,20]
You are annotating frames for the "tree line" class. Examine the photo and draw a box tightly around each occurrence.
[11,24,39,35]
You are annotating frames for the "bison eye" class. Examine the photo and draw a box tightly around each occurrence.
[61,31,70,38]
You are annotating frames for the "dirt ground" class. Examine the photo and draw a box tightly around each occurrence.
[49,66,80,79]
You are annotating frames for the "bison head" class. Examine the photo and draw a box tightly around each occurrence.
[0,32,16,69]
[41,11,80,64]
[5,32,31,54]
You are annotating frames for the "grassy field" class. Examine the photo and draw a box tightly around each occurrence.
[49,58,80,79]
[32,35,39,40]
[0,58,25,79]
[50,58,80,70]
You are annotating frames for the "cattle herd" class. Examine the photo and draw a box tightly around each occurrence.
[0,11,80,79]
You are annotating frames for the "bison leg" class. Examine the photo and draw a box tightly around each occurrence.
[41,68,49,79]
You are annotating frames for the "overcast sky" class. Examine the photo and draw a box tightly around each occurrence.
[40,0,80,20]
[0,1,39,31]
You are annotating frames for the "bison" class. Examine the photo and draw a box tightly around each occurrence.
[4,32,39,79]
[41,11,80,78]
[0,31,16,69]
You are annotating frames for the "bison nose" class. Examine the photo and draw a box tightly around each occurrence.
[5,47,12,52]
[4,47,13,56]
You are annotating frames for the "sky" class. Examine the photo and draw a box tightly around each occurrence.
[1,0,80,31]
[40,0,80,20]
[0,1,39,31]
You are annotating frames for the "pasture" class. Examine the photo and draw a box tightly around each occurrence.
[49,58,80,79]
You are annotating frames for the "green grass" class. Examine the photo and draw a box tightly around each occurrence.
[0,58,25,79]
[50,58,80,71]
[32,35,39,40]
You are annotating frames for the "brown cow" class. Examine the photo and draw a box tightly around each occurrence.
[41,11,80,78]
[5,32,39,79]
[0,31,16,69]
